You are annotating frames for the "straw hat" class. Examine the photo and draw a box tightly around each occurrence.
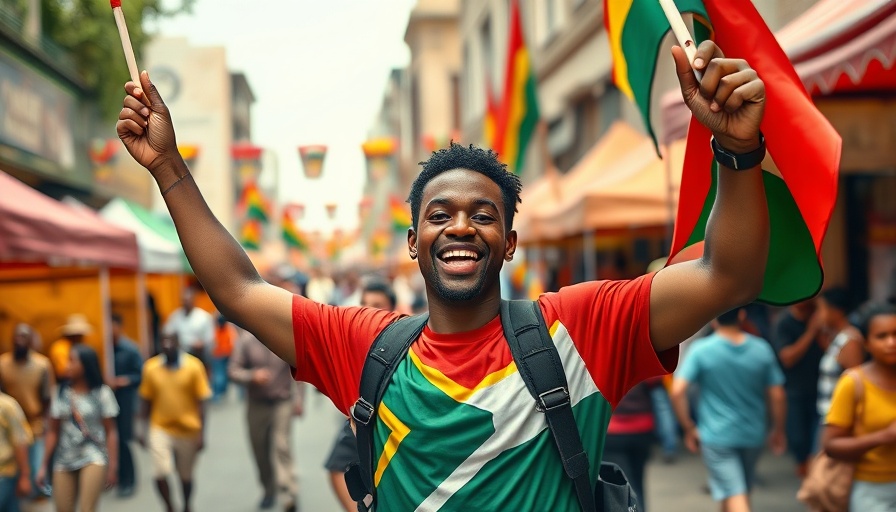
[59,314,93,337]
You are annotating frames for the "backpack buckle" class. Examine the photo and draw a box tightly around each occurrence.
[352,398,375,425]
[536,387,570,412]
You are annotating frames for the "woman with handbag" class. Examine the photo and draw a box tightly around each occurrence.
[823,303,896,511]
[37,345,120,512]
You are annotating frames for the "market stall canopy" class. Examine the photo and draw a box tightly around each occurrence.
[661,0,896,142]
[521,138,686,243]
[515,122,647,237]
[99,198,189,273]
[0,171,139,269]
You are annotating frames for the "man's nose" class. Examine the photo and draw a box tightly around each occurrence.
[444,214,475,237]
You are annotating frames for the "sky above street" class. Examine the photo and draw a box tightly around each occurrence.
[156,0,416,232]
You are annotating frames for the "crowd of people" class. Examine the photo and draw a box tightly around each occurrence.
[0,271,421,512]
[1,266,894,512]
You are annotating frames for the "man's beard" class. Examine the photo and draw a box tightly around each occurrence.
[429,260,490,302]
[13,347,28,360]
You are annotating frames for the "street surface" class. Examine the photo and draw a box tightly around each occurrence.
[25,388,802,512]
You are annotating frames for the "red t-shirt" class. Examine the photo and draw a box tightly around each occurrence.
[291,274,677,511]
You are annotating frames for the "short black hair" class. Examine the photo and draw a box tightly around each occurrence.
[716,308,742,326]
[822,288,853,314]
[407,143,522,231]
[362,280,397,310]
[857,302,896,339]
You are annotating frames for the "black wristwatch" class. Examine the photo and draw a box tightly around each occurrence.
[711,132,766,170]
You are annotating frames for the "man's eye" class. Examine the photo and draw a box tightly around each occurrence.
[472,214,494,222]
[428,213,449,221]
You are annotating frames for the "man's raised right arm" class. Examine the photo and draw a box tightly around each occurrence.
[117,71,295,366]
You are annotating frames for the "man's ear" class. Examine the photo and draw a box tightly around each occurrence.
[407,228,418,260]
[505,229,518,261]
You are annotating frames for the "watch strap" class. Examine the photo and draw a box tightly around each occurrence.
[711,133,766,171]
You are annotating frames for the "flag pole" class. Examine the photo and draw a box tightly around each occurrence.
[110,0,142,88]
[658,0,703,80]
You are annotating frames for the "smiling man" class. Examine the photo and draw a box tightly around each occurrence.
[117,40,770,511]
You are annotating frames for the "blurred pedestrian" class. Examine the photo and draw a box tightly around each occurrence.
[671,308,786,512]
[211,314,236,402]
[138,332,211,512]
[816,288,865,424]
[823,302,896,510]
[771,300,824,478]
[324,279,397,512]
[163,288,214,373]
[0,388,32,512]
[305,266,335,305]
[0,323,54,499]
[38,345,119,512]
[228,329,304,512]
[49,315,93,382]
[602,379,658,510]
[108,313,143,497]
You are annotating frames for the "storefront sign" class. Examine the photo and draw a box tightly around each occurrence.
[0,48,84,183]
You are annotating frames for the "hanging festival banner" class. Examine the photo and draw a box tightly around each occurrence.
[358,196,373,220]
[231,143,264,185]
[281,209,309,251]
[298,145,327,179]
[326,228,346,261]
[361,137,397,181]
[370,230,391,260]
[325,203,338,220]
[238,181,270,223]
[240,220,262,251]
[284,202,305,221]
[389,195,412,232]
[89,139,119,182]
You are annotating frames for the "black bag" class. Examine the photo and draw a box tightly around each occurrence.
[346,300,640,512]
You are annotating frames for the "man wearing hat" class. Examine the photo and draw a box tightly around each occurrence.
[48,315,93,382]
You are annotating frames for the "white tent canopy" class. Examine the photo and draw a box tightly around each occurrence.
[99,198,184,273]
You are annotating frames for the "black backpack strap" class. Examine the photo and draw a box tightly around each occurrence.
[346,313,429,511]
[501,300,596,512]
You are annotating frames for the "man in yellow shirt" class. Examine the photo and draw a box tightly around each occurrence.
[0,390,32,511]
[138,332,211,512]
[0,324,54,499]
[48,315,93,381]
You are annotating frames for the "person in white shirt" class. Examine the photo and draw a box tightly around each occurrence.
[163,288,214,371]
[305,267,335,305]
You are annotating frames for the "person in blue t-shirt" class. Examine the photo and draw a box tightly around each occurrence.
[671,308,786,512]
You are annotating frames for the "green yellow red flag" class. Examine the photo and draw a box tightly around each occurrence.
[488,0,539,174]
[605,0,841,305]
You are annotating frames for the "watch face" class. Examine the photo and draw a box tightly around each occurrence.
[150,66,181,104]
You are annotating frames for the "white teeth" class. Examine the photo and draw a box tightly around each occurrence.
[442,250,477,260]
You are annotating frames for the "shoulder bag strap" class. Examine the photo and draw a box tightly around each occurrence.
[500,300,596,512]
[347,313,429,511]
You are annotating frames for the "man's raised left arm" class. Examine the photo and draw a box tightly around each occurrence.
[650,41,770,351]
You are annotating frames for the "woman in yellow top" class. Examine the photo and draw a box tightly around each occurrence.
[823,302,896,511]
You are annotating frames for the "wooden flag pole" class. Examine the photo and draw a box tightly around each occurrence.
[111,0,141,87]
[658,0,703,80]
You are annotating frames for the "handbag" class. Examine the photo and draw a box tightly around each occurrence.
[796,369,865,512]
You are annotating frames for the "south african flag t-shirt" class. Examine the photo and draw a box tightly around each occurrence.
[292,273,677,511]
